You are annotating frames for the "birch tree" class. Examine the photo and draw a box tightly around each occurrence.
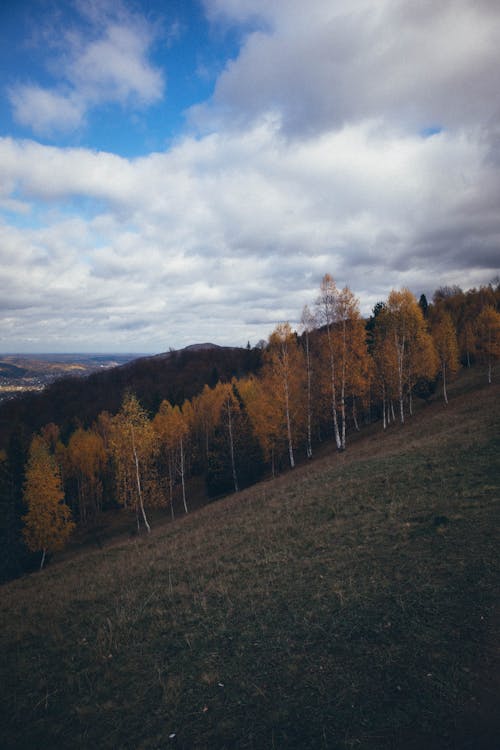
[475,305,500,383]
[431,312,460,404]
[262,323,305,469]
[300,305,316,458]
[384,289,436,423]
[315,274,342,449]
[110,393,159,533]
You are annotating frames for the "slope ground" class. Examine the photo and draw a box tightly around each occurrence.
[1,369,499,749]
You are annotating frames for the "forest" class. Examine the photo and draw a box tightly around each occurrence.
[1,276,499,581]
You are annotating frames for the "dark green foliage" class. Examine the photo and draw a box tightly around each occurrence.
[0,430,35,582]
[206,392,265,498]
[419,293,429,318]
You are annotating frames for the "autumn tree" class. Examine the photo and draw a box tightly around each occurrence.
[153,400,190,516]
[238,375,283,476]
[431,312,460,404]
[315,274,342,449]
[261,323,306,469]
[109,393,160,533]
[300,305,316,458]
[205,381,264,497]
[475,305,500,383]
[383,289,437,423]
[333,286,370,448]
[22,435,75,569]
[66,427,107,524]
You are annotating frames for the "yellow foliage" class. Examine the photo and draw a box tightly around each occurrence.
[22,435,75,565]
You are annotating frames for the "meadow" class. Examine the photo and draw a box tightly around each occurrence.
[1,368,499,749]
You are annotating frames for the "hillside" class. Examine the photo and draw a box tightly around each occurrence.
[0,344,261,450]
[1,370,499,749]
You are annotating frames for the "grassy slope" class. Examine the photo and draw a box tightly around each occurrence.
[1,370,499,749]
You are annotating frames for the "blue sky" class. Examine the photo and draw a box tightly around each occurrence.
[1,0,499,352]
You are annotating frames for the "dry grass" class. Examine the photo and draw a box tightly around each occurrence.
[1,369,499,749]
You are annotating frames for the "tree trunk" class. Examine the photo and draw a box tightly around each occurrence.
[443,360,448,404]
[305,333,313,458]
[284,380,295,469]
[40,548,46,570]
[179,436,188,513]
[131,427,151,534]
[226,400,239,493]
[382,386,387,430]
[352,396,359,432]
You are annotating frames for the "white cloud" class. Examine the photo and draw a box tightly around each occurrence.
[8,86,85,136]
[7,3,164,136]
[1,0,499,351]
[199,0,500,137]
[0,116,498,351]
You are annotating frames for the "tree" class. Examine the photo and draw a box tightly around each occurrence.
[300,305,316,458]
[22,435,75,569]
[238,375,282,476]
[334,285,370,448]
[475,305,500,383]
[315,274,341,449]
[205,381,264,497]
[66,427,106,524]
[262,323,306,469]
[153,400,191,516]
[109,394,160,533]
[431,312,460,404]
[383,289,437,423]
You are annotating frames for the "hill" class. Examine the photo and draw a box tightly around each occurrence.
[1,368,499,749]
[0,343,261,450]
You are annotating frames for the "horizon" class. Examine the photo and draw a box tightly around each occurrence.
[1,0,499,352]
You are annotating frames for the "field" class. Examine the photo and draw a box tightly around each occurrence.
[1,369,499,749]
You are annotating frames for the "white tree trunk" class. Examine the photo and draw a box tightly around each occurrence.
[179,436,188,513]
[131,427,151,534]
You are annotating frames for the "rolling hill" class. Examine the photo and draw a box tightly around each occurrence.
[1,368,498,749]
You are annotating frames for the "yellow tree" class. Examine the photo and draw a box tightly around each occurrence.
[315,274,341,449]
[384,289,437,423]
[238,374,282,475]
[475,305,500,383]
[22,435,75,569]
[262,323,306,469]
[109,393,159,533]
[333,286,370,448]
[431,312,460,404]
[300,305,316,458]
[153,400,190,516]
[66,427,107,524]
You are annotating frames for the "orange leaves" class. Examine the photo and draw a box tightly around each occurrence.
[22,435,75,567]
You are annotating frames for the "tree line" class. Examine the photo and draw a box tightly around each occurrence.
[3,278,500,573]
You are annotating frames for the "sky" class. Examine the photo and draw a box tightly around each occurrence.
[0,0,499,353]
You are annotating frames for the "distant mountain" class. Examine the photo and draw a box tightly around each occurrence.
[0,344,262,451]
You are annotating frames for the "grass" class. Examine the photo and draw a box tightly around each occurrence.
[1,369,499,749]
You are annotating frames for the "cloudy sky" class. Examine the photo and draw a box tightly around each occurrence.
[1,0,499,353]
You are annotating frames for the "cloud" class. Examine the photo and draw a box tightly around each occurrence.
[8,85,85,136]
[7,2,164,136]
[198,0,500,137]
[1,1,499,351]
[1,114,499,351]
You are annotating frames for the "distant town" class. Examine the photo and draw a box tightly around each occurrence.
[0,354,140,402]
